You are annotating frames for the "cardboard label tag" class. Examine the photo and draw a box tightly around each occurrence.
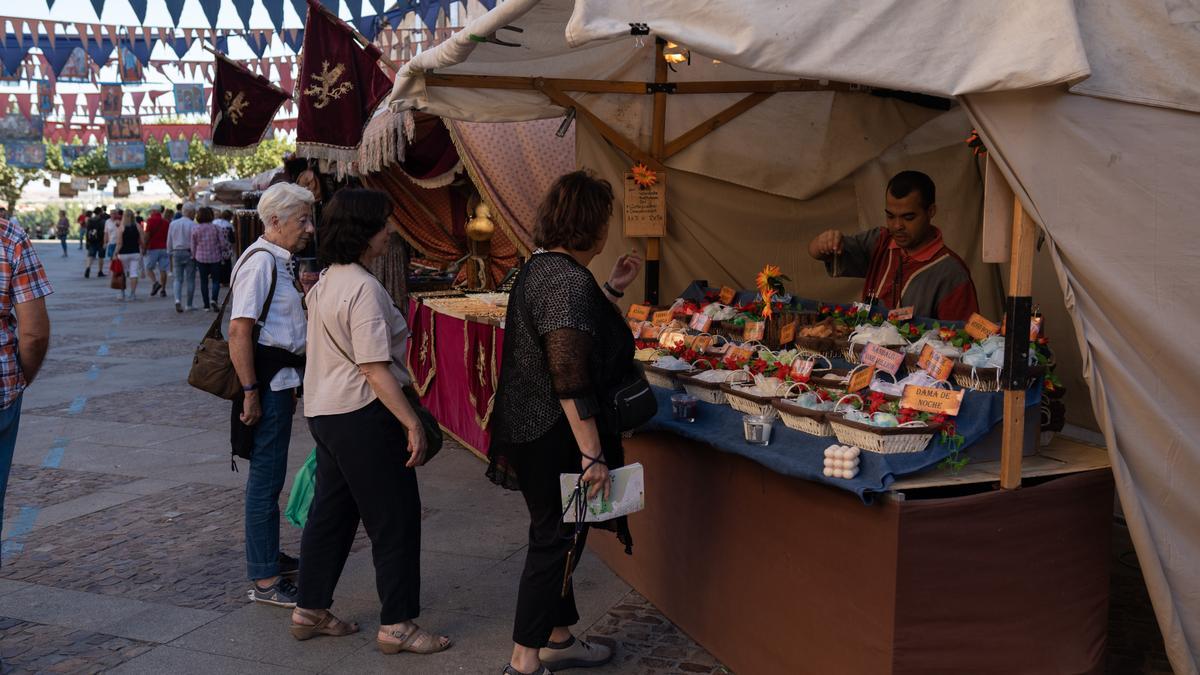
[887,306,914,321]
[847,365,875,393]
[779,321,797,345]
[917,344,933,369]
[627,304,652,321]
[965,312,1000,340]
[901,385,965,416]
[790,358,815,380]
[726,346,753,364]
[719,286,736,305]
[861,343,904,376]
[689,313,713,332]
[923,350,954,381]
[743,321,765,342]
[652,310,673,325]
[640,323,663,340]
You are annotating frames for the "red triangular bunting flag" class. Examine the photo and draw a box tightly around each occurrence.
[61,92,77,125]
[16,95,32,119]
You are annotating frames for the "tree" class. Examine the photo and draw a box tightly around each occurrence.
[0,147,50,211]
[143,138,228,199]
[226,136,295,180]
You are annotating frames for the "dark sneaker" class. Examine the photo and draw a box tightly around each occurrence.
[248,576,299,607]
[159,287,167,297]
[279,552,299,577]
[84,267,90,278]
[175,301,183,313]
[151,282,162,296]
[97,272,106,278]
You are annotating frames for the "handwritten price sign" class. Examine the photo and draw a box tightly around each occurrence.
[743,321,766,342]
[627,305,652,321]
[847,365,875,393]
[726,345,753,364]
[652,310,673,325]
[719,286,736,305]
[861,343,904,375]
[965,312,1000,340]
[901,385,965,416]
[887,306,914,321]
[924,350,954,381]
[790,358,815,380]
[779,321,797,345]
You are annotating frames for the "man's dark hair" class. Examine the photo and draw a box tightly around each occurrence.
[175,202,183,211]
[196,206,214,223]
[533,170,614,252]
[318,188,391,267]
[887,171,936,208]
[94,206,105,215]
[221,209,234,220]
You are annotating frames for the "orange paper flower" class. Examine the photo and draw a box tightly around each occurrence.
[631,163,658,188]
[755,264,789,320]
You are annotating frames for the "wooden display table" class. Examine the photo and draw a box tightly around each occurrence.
[590,435,1112,675]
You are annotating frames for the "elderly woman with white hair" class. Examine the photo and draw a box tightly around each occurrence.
[229,182,316,607]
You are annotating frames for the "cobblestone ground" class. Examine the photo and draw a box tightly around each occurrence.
[0,619,155,673]
[588,593,731,675]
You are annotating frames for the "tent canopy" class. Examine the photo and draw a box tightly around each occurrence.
[383,2,1200,673]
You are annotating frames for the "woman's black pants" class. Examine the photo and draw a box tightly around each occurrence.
[299,399,421,624]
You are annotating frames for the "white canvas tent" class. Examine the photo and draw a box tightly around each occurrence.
[385,1,1200,671]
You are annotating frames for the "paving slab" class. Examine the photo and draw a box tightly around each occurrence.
[1,583,223,643]
[108,645,304,675]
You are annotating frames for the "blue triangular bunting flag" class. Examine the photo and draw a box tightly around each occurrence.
[198,0,222,28]
[263,0,287,32]
[165,0,187,27]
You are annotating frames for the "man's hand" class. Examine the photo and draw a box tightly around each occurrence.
[808,229,844,260]
[240,391,262,426]
[581,453,611,501]
[607,252,643,294]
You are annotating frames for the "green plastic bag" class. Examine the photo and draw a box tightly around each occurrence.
[285,449,318,528]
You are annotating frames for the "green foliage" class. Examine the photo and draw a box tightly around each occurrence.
[227,137,294,180]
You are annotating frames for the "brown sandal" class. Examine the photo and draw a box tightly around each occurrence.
[289,609,360,641]
[377,625,452,655]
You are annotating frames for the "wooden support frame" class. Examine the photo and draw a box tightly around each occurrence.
[663,92,774,159]
[1000,194,1037,489]
[424,73,859,96]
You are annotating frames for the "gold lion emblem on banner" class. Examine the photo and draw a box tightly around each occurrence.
[223,91,248,125]
[304,61,354,109]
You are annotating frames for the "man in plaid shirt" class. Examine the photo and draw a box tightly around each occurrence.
[0,210,52,564]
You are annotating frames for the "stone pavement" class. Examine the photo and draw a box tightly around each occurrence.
[0,244,729,675]
[0,243,1177,674]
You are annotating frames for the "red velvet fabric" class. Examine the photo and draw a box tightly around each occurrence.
[211,54,289,151]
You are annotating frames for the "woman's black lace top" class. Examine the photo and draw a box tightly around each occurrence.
[491,251,633,447]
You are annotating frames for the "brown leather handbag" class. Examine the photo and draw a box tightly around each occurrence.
[187,249,276,399]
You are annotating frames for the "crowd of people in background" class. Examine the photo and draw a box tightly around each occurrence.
[77,202,236,308]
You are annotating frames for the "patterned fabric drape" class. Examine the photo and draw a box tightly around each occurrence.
[447,118,578,256]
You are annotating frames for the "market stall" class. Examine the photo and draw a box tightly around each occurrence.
[384,2,1200,673]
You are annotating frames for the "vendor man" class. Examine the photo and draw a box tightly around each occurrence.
[807,170,979,322]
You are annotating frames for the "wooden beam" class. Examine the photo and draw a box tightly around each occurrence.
[1000,197,1037,490]
[424,73,861,96]
[981,155,1015,263]
[532,80,665,171]
[663,92,774,160]
[645,38,669,306]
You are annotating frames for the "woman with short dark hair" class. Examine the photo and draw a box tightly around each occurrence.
[293,188,450,656]
[490,170,643,675]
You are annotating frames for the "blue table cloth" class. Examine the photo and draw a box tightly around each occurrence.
[642,383,1041,504]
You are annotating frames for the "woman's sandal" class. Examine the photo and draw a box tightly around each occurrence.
[289,609,360,641]
[377,625,452,655]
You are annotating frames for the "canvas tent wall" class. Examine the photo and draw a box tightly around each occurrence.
[384,1,1200,672]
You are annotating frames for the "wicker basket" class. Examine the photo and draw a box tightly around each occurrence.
[721,382,784,417]
[828,416,940,454]
[793,334,848,360]
[773,397,834,437]
[644,363,690,390]
[952,363,1046,392]
[677,370,749,405]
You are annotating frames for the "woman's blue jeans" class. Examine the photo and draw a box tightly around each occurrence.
[245,387,294,580]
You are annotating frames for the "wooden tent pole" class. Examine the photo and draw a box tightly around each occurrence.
[644,38,669,306]
[1000,195,1037,489]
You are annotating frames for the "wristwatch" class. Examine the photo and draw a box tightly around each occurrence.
[242,382,259,392]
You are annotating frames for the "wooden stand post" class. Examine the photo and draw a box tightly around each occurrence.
[643,38,669,305]
[1000,196,1037,489]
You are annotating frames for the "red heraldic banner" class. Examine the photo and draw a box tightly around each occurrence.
[465,320,501,430]
[211,51,290,153]
[297,0,393,163]
[407,302,437,396]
